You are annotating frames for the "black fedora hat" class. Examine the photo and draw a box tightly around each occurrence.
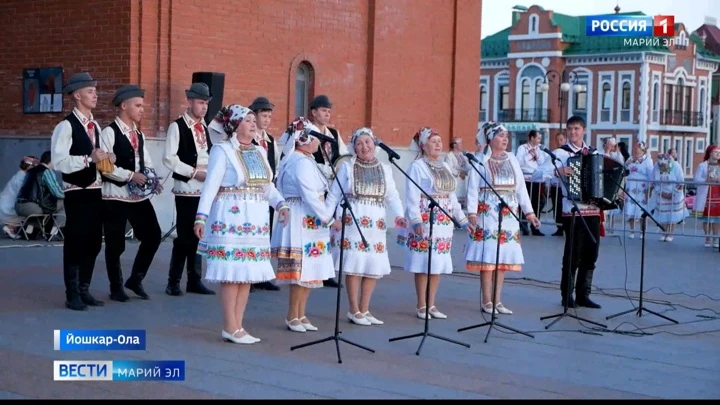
[63,72,97,94]
[249,96,274,112]
[309,95,332,110]
[185,82,212,101]
[112,84,145,107]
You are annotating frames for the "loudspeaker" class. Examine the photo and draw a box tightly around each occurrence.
[191,72,225,124]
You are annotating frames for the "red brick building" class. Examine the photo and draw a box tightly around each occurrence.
[480,5,720,178]
[0,0,481,148]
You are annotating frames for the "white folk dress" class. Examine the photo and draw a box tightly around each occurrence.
[397,158,468,275]
[624,155,654,219]
[271,151,336,288]
[464,153,534,272]
[196,137,285,283]
[650,161,688,224]
[326,157,404,279]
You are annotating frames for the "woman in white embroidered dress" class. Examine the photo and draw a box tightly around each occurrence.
[326,127,407,326]
[272,117,336,333]
[444,137,469,210]
[624,141,654,238]
[649,154,687,242]
[398,127,471,320]
[693,145,720,248]
[464,122,540,315]
[194,104,290,345]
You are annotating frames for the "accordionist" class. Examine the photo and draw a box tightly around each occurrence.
[549,116,602,311]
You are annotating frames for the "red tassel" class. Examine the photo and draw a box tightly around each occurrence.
[599,211,606,238]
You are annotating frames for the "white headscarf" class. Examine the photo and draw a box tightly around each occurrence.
[408,127,440,159]
[348,127,378,155]
[278,117,321,158]
[207,104,253,144]
[479,121,507,157]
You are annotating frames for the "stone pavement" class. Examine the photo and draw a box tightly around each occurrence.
[0,225,718,399]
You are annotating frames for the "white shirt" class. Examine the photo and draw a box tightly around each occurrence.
[163,113,210,196]
[515,142,546,181]
[276,151,336,224]
[100,117,156,203]
[255,129,280,180]
[550,141,601,217]
[50,107,103,192]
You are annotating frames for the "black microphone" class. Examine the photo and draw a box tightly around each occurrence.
[541,147,559,162]
[377,141,401,160]
[304,129,337,144]
[464,152,484,166]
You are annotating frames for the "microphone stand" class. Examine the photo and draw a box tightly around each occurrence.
[539,152,608,330]
[456,154,534,343]
[385,152,471,356]
[605,175,678,324]
[290,142,375,364]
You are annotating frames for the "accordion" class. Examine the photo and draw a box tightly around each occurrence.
[566,154,625,210]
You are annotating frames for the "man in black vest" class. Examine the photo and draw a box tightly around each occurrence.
[15,151,66,237]
[248,96,281,292]
[50,72,107,310]
[100,85,162,302]
[162,82,216,296]
[308,95,348,288]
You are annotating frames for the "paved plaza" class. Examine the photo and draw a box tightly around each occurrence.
[0,225,718,399]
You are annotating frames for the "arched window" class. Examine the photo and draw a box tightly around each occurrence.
[601,83,612,110]
[621,82,631,110]
[295,62,314,117]
[521,79,531,110]
[479,85,488,121]
[528,14,538,34]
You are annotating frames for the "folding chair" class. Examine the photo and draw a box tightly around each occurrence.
[47,213,66,241]
[19,214,50,241]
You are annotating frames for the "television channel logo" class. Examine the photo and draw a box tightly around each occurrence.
[586,15,675,37]
[53,360,185,381]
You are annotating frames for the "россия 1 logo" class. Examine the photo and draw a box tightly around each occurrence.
[585,14,675,37]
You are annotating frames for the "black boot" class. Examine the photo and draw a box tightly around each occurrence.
[107,259,130,302]
[79,262,104,306]
[575,268,601,309]
[560,268,576,308]
[165,252,185,296]
[125,272,150,299]
[323,278,340,288]
[186,254,215,295]
[64,264,87,311]
[254,281,280,291]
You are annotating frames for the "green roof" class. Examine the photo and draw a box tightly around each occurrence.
[481,10,720,61]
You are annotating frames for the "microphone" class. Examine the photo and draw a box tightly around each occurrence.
[541,147,559,162]
[377,141,401,160]
[464,152,483,166]
[303,128,337,144]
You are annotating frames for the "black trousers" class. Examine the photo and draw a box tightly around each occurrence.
[548,185,564,230]
[561,215,600,300]
[63,189,104,297]
[104,199,161,291]
[169,196,202,284]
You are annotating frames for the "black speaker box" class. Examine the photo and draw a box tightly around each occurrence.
[191,72,225,124]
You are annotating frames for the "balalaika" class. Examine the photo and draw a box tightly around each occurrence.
[565,152,625,210]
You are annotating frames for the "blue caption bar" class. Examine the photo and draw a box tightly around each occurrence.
[585,15,653,37]
[54,360,185,381]
[54,329,146,351]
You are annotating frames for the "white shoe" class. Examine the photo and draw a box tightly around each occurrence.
[666,236,674,242]
[347,311,372,326]
[428,306,447,319]
[299,316,318,331]
[362,311,384,325]
[417,306,432,319]
[482,302,498,314]
[660,235,667,242]
[629,233,635,239]
[495,302,513,315]
[222,329,259,344]
[2,226,19,240]
[285,318,306,333]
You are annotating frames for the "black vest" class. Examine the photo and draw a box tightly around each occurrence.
[313,127,341,165]
[17,165,57,213]
[61,113,100,188]
[102,122,145,187]
[172,117,213,182]
[252,132,277,176]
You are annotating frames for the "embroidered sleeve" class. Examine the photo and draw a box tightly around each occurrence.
[50,121,91,174]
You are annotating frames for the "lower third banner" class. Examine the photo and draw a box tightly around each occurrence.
[53,360,185,381]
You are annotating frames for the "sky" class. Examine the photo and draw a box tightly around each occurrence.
[481,0,716,39]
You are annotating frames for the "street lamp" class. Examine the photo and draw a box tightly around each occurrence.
[537,69,586,130]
